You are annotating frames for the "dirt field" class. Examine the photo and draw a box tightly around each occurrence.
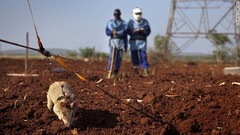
[0,57,240,134]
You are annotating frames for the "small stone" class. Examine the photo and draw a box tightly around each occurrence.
[211,129,220,135]
[140,117,150,125]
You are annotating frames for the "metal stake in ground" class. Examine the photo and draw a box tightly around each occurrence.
[5,33,39,77]
[25,32,29,74]
[26,0,87,81]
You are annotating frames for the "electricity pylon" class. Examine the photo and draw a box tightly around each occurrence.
[165,0,240,63]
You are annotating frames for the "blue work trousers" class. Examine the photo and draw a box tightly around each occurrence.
[107,47,123,71]
[131,50,149,69]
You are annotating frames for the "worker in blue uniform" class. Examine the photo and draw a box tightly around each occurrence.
[105,9,128,77]
[127,7,151,76]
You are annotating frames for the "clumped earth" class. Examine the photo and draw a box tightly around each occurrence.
[0,57,240,135]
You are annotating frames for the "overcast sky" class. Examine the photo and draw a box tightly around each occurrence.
[0,0,236,54]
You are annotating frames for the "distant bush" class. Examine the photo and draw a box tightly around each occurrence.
[148,49,168,65]
[66,50,78,58]
[79,47,95,58]
[78,47,109,60]
[96,52,108,60]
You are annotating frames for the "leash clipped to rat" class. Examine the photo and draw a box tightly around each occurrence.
[0,1,88,81]
[27,0,87,81]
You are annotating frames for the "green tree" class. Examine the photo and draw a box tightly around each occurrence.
[208,30,232,63]
[154,34,169,54]
[148,34,171,64]
[79,47,95,58]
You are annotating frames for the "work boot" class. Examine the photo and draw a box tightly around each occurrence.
[143,68,149,76]
[107,70,116,79]
[113,69,119,76]
[133,67,139,75]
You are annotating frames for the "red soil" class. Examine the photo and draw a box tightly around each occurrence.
[0,58,240,134]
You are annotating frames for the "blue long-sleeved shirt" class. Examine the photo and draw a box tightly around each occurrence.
[127,18,151,51]
[105,19,128,49]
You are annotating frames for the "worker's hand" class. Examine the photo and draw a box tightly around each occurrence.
[134,28,144,34]
[112,29,116,36]
[124,47,127,53]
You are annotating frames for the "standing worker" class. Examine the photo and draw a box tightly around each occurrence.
[105,9,128,78]
[127,7,151,76]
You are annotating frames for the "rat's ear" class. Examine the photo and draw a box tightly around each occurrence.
[60,102,66,107]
